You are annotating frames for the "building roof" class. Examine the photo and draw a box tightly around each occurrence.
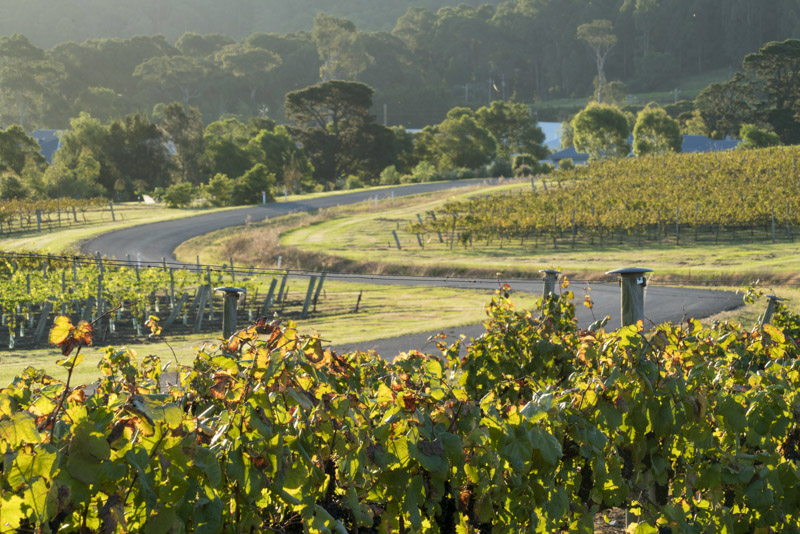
[547,145,590,161]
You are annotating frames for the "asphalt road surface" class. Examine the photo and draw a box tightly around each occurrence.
[82,178,502,264]
[329,278,742,357]
[82,179,743,358]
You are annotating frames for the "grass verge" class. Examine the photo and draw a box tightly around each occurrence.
[0,203,238,254]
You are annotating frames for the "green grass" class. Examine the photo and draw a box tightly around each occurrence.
[279,178,800,286]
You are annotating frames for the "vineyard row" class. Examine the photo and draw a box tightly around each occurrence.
[409,146,800,249]
[3,290,800,532]
[0,255,331,350]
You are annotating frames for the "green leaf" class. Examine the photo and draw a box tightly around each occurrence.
[374,383,395,404]
[210,355,239,374]
[131,395,182,429]
[0,412,41,447]
[7,445,57,488]
[144,506,178,534]
[25,476,55,526]
[530,427,562,468]
[346,487,373,527]
[125,447,157,508]
[56,352,85,371]
[193,446,222,488]
[501,423,533,472]
[440,432,465,466]
[404,474,425,530]
[717,396,746,433]
[424,359,443,378]
[287,388,314,412]
[0,494,26,530]
[67,432,110,486]
[194,496,223,534]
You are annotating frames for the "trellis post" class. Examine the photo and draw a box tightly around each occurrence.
[607,267,653,327]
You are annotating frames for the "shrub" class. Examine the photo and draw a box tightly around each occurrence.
[444,168,478,180]
[515,164,533,177]
[203,173,234,207]
[379,165,401,185]
[488,159,512,177]
[559,158,574,171]
[163,182,195,208]
[513,154,537,171]
[232,164,275,205]
[0,172,27,200]
[537,162,555,174]
[411,161,439,183]
[345,175,364,189]
[740,124,781,149]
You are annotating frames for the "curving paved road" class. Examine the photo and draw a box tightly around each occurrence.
[82,178,502,265]
[82,179,743,357]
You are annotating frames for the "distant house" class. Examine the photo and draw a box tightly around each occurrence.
[545,134,741,168]
[29,129,62,163]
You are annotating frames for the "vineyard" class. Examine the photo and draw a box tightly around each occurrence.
[0,253,332,352]
[1,288,799,532]
[410,147,800,249]
[0,199,111,235]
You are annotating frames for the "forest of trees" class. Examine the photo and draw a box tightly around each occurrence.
[1,1,799,204]
[0,0,798,130]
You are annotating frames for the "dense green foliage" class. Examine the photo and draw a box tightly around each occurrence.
[3,286,800,531]
[0,91,544,201]
[572,103,630,160]
[0,1,798,129]
[695,39,800,143]
[633,105,682,156]
[412,146,800,246]
[0,257,205,344]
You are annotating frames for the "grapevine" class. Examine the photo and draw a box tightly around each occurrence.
[1,287,799,532]
[411,146,800,248]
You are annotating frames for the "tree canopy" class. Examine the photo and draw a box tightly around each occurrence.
[632,105,682,156]
[572,103,630,160]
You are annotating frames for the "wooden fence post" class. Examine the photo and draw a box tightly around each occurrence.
[392,231,402,250]
[262,278,278,315]
[312,270,327,311]
[301,276,317,319]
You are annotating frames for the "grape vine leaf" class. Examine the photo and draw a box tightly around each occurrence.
[0,412,41,447]
[49,315,93,356]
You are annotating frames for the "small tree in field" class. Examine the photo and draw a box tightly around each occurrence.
[233,163,275,205]
[163,182,195,208]
[633,104,682,156]
[204,173,234,206]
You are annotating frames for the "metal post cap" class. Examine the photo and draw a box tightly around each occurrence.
[606,267,654,276]
[214,286,246,294]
